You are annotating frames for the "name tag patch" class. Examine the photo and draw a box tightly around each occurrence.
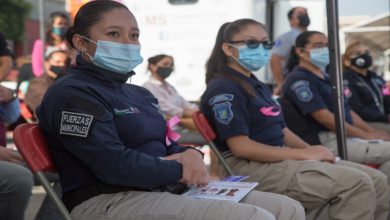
[60,111,93,137]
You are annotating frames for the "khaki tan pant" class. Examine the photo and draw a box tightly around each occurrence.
[319,131,390,186]
[221,156,389,220]
[368,122,390,135]
[71,190,305,220]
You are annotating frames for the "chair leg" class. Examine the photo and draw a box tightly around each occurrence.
[209,143,235,176]
[36,172,72,220]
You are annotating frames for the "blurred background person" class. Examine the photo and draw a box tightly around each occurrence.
[143,54,219,179]
[31,11,69,77]
[143,54,205,145]
[270,7,310,95]
[343,42,390,134]
[25,50,70,116]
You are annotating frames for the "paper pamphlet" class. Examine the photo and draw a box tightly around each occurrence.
[351,137,383,143]
[184,181,258,203]
[222,175,249,182]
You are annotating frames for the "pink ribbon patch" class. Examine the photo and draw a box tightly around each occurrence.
[259,106,281,117]
[382,87,390,96]
[344,88,351,97]
[166,116,181,146]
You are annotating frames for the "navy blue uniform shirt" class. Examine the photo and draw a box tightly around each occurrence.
[283,66,353,133]
[200,67,285,153]
[37,55,184,194]
[344,68,390,123]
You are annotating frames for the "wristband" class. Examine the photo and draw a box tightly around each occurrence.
[183,146,204,158]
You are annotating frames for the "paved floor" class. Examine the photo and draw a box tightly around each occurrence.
[25,187,46,220]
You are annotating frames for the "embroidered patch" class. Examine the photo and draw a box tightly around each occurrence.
[291,80,309,90]
[113,107,140,116]
[60,111,93,137]
[274,39,282,48]
[212,102,233,125]
[208,94,234,105]
[294,86,313,102]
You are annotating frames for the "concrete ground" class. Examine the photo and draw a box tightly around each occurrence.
[25,186,46,220]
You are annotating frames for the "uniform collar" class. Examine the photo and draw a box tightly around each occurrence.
[293,66,330,81]
[224,66,262,88]
[74,55,135,86]
[345,68,375,79]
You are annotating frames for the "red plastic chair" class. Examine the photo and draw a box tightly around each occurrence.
[13,123,72,220]
[192,111,235,176]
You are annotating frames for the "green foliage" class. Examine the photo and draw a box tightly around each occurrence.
[0,0,32,40]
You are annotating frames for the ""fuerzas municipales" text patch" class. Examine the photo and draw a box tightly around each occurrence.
[60,111,93,137]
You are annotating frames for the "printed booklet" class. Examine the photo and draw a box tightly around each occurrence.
[184,180,258,203]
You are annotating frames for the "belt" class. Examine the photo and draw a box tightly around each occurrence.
[62,182,154,212]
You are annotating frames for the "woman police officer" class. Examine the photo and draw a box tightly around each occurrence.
[200,20,389,220]
[36,1,304,219]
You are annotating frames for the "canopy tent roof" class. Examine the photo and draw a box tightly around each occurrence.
[343,13,390,51]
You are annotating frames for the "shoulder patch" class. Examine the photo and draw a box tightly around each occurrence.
[291,80,309,90]
[212,102,233,125]
[274,39,282,48]
[290,80,313,102]
[208,94,234,105]
[60,111,94,137]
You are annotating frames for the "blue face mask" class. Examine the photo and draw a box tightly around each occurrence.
[82,36,143,74]
[52,26,67,37]
[233,44,270,72]
[310,47,329,70]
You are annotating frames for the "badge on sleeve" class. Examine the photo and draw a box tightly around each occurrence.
[60,111,94,137]
[212,102,233,125]
[291,80,313,102]
[274,39,282,48]
[208,94,234,105]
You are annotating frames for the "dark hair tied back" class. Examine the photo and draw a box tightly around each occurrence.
[286,31,323,72]
[66,0,129,49]
[205,19,266,97]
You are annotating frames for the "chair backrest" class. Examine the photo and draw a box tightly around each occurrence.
[192,111,235,176]
[14,123,72,220]
[13,123,56,173]
[192,111,217,142]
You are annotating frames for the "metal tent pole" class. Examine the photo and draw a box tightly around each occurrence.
[326,0,348,160]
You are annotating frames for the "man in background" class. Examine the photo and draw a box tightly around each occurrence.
[270,7,310,95]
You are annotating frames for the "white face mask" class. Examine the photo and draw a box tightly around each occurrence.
[81,36,144,74]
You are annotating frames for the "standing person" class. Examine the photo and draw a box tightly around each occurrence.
[32,12,69,77]
[36,1,305,220]
[25,50,70,115]
[343,41,390,134]
[201,19,389,220]
[282,31,390,189]
[143,54,204,145]
[270,7,310,95]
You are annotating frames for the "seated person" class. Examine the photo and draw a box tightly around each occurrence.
[0,150,33,220]
[282,31,390,187]
[143,54,205,145]
[25,50,70,115]
[343,41,390,134]
[36,1,304,220]
[201,19,389,220]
